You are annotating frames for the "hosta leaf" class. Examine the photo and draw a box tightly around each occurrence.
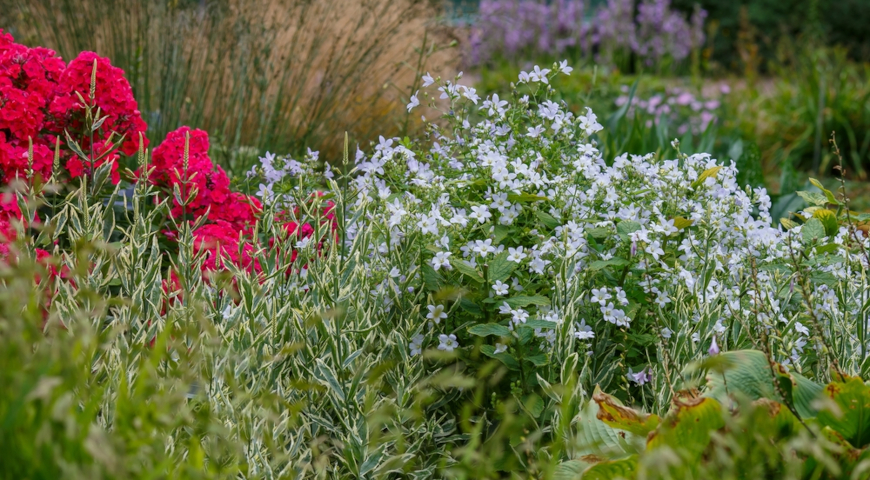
[467,323,511,337]
[691,165,722,188]
[817,375,870,448]
[581,455,638,480]
[504,295,550,308]
[552,460,590,480]
[696,350,822,419]
[802,218,827,244]
[593,389,661,436]
[487,250,517,282]
[647,393,724,458]
[575,386,644,457]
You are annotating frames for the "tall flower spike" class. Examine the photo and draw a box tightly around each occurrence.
[89,58,98,103]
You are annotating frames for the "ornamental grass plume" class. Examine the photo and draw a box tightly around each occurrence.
[2,0,459,171]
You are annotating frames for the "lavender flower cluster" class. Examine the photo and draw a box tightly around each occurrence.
[468,0,707,68]
[615,83,730,135]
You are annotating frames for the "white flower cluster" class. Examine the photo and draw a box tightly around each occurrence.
[272,62,870,375]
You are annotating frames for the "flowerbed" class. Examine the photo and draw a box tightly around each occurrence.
[3,29,870,479]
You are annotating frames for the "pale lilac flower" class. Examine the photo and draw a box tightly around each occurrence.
[438,334,459,352]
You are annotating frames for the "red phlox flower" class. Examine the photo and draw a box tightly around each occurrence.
[64,137,121,184]
[0,132,55,183]
[193,220,261,274]
[48,51,147,156]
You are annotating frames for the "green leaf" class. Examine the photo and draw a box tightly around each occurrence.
[809,178,841,205]
[575,392,642,457]
[817,375,870,448]
[581,455,638,480]
[509,192,549,203]
[593,389,661,436]
[524,354,548,366]
[802,218,826,244]
[696,350,822,419]
[467,323,511,337]
[552,460,590,480]
[494,225,512,243]
[487,251,517,283]
[459,297,483,315]
[422,264,444,291]
[535,210,561,229]
[796,190,828,206]
[520,319,557,329]
[523,393,545,418]
[617,220,641,236]
[812,209,840,236]
[504,295,550,308]
[587,227,610,239]
[647,394,724,459]
[691,165,722,189]
[451,259,484,283]
[672,216,694,229]
[480,344,519,370]
[589,257,630,271]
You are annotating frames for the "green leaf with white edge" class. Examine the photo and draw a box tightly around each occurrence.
[589,257,630,271]
[691,165,722,188]
[504,295,550,308]
[451,258,484,283]
[467,323,511,337]
[487,250,517,283]
[802,218,827,244]
[480,344,519,370]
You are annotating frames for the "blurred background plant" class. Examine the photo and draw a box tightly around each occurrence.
[0,0,458,175]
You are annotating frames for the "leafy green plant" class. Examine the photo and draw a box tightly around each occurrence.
[554,350,870,479]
